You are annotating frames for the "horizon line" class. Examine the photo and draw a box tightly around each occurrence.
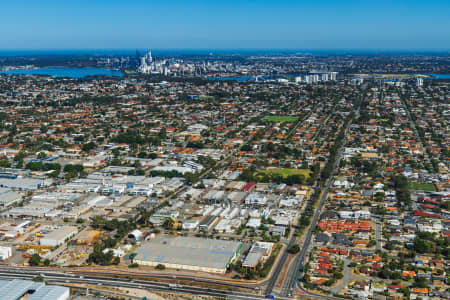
[0,48,449,52]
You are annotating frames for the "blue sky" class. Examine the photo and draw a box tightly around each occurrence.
[1,0,449,50]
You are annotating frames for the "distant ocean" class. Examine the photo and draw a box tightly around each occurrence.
[0,67,123,78]
[0,49,138,56]
[1,49,449,57]
[426,73,450,79]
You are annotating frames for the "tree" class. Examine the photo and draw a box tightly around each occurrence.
[137,151,147,158]
[88,246,114,266]
[163,218,175,230]
[29,254,41,266]
[367,239,376,248]
[32,275,44,282]
[64,164,84,173]
[288,244,300,254]
[26,161,61,172]
[413,277,429,288]
[384,242,394,251]
[324,279,336,286]
[155,264,166,270]
[112,256,120,265]
[82,142,96,152]
[0,159,11,168]
[240,144,252,151]
[112,148,120,157]
[104,238,117,248]
[398,287,410,298]
[413,238,433,254]
[186,141,204,149]
[184,172,199,184]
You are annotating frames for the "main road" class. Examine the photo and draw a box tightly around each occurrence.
[279,96,363,299]
[264,102,333,296]
[399,94,433,169]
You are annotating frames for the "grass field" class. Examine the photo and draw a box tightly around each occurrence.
[266,116,299,123]
[408,182,435,191]
[260,168,311,178]
[199,96,215,101]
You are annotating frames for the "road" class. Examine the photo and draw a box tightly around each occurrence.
[279,96,363,299]
[264,221,300,295]
[264,102,337,297]
[330,258,350,294]
[263,183,312,295]
[375,217,382,251]
[311,101,340,142]
[283,119,352,296]
[263,106,325,296]
[399,95,433,170]
[284,103,320,141]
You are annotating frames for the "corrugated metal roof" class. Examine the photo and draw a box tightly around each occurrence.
[0,279,44,300]
[134,236,241,270]
[0,280,9,289]
[28,285,69,300]
[40,226,78,242]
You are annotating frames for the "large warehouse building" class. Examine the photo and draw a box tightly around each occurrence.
[0,279,69,300]
[40,226,78,247]
[133,236,242,274]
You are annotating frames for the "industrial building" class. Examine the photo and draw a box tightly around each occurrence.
[0,279,69,300]
[133,236,242,274]
[242,242,274,270]
[182,219,200,230]
[28,285,70,300]
[0,177,52,190]
[128,229,143,241]
[0,246,12,260]
[40,226,78,247]
[0,188,21,207]
[198,215,217,231]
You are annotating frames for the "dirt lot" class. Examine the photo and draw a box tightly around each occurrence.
[56,244,92,266]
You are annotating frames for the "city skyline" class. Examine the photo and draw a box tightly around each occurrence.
[1,0,449,50]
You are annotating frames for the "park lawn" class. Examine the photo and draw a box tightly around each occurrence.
[260,168,311,179]
[199,95,215,101]
[408,182,435,191]
[266,115,299,123]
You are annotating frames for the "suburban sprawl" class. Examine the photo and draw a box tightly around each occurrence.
[0,51,448,300]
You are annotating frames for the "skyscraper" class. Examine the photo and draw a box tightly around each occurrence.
[147,49,153,63]
[330,72,337,81]
[416,77,423,87]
